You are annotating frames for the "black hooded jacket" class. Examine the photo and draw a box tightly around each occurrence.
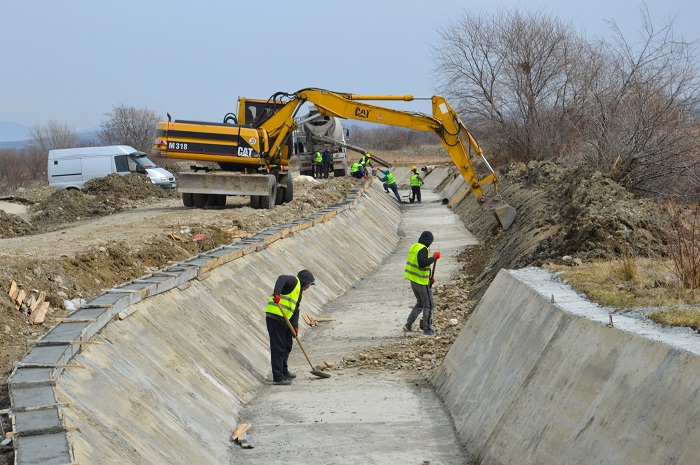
[416,231,436,269]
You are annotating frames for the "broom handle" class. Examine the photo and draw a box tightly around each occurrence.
[277,303,315,369]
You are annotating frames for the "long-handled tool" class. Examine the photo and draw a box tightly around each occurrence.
[278,303,330,379]
[421,259,438,330]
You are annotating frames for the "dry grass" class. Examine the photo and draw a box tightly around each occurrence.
[546,258,700,329]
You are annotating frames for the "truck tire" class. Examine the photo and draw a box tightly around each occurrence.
[249,195,261,209]
[275,175,293,205]
[334,169,346,177]
[284,176,293,203]
[193,194,208,208]
[300,169,313,177]
[182,193,194,207]
[259,176,277,210]
[216,194,226,206]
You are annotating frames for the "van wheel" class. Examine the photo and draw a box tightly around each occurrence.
[182,193,194,207]
[193,194,208,208]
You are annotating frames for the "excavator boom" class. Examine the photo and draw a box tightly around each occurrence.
[152,88,516,229]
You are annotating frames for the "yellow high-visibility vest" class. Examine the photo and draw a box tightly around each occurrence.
[404,243,430,285]
[265,277,301,319]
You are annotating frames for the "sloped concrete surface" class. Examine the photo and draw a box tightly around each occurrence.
[433,267,700,465]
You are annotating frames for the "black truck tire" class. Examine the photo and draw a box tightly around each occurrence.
[182,193,194,207]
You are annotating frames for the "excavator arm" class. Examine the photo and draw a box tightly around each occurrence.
[259,89,516,229]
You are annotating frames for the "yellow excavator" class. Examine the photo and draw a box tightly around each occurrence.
[152,88,516,229]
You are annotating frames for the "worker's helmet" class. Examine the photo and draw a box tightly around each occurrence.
[411,165,417,171]
[365,153,371,158]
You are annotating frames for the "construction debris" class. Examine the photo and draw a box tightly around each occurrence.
[302,313,336,327]
[231,422,254,449]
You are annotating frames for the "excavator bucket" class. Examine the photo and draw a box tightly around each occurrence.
[493,204,517,230]
[480,196,517,230]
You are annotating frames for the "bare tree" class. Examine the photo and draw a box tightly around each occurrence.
[98,104,160,153]
[29,120,79,154]
[432,9,593,162]
[583,7,700,199]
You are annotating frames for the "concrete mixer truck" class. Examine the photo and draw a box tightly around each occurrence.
[294,106,350,178]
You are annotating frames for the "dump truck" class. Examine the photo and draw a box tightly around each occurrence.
[152,88,516,229]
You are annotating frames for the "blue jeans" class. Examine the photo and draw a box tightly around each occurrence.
[384,182,402,202]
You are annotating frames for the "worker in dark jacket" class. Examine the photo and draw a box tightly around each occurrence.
[403,231,440,335]
[265,269,316,385]
[321,145,332,179]
[376,168,402,203]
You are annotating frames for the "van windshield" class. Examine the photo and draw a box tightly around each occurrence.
[132,155,157,169]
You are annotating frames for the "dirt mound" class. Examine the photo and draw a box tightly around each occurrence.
[452,160,672,298]
[29,174,177,229]
[0,210,36,238]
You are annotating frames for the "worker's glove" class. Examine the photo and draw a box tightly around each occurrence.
[433,252,441,260]
[429,276,435,288]
[294,327,299,335]
[273,294,281,304]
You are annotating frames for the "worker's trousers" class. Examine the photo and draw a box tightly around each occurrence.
[407,281,434,330]
[410,186,421,203]
[384,182,402,203]
[266,314,293,381]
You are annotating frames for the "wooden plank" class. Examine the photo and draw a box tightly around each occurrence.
[302,313,314,326]
[314,318,336,322]
[54,318,97,323]
[15,289,26,310]
[8,280,18,300]
[231,422,251,441]
[29,291,46,312]
[29,301,50,325]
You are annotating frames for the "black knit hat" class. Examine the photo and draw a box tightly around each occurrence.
[418,231,434,247]
[297,269,316,286]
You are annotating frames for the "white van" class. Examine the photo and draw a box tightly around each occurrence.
[48,145,177,190]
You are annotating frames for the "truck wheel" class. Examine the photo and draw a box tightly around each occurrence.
[259,176,277,210]
[216,194,226,206]
[206,194,220,207]
[301,169,313,177]
[284,176,294,203]
[334,169,346,177]
[250,195,261,209]
[193,194,208,208]
[182,193,194,207]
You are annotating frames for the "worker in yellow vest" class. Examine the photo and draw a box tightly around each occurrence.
[403,231,440,335]
[409,166,423,203]
[313,151,323,179]
[376,168,402,202]
[265,269,316,385]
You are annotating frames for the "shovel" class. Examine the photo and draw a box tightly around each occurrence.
[278,303,331,379]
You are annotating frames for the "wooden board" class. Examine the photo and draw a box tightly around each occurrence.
[231,422,251,441]
[29,301,50,325]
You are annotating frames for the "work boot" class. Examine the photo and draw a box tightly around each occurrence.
[273,378,292,385]
[402,324,412,332]
[284,372,297,380]
[423,329,438,336]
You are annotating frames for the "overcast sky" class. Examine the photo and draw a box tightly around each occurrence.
[1,0,698,133]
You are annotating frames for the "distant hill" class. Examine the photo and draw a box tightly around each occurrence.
[0,125,98,150]
[0,121,30,142]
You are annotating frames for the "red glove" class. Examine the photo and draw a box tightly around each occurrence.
[273,294,281,304]
[433,252,441,260]
[429,276,435,284]
[294,328,299,335]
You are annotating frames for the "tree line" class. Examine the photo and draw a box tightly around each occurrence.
[2,6,698,201]
[432,7,700,201]
[0,105,161,194]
